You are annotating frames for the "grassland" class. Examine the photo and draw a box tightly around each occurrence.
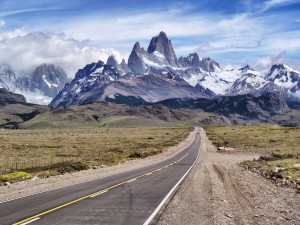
[0,127,192,183]
[204,125,300,184]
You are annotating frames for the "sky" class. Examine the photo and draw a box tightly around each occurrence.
[0,0,299,76]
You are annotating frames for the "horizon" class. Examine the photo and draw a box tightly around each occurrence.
[0,0,300,76]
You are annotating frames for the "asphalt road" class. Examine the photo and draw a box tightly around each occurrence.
[0,128,201,225]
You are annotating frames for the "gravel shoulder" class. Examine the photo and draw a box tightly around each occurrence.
[0,128,197,202]
[158,128,300,225]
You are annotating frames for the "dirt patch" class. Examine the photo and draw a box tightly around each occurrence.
[158,128,300,225]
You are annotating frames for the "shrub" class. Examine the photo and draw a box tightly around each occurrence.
[0,171,32,182]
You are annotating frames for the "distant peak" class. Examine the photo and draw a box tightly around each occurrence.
[271,64,289,71]
[157,31,168,39]
[133,42,141,50]
[147,31,178,67]
[107,55,116,60]
[239,64,254,71]
[106,55,118,67]
[189,52,199,57]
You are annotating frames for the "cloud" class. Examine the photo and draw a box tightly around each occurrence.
[253,51,286,70]
[261,0,300,12]
[0,1,299,73]
[0,30,125,77]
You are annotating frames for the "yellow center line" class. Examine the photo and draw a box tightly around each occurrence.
[13,152,190,225]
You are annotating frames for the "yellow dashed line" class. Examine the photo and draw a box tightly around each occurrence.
[13,152,190,225]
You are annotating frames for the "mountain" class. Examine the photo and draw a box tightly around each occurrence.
[22,101,198,129]
[225,73,268,96]
[0,63,68,104]
[222,64,300,101]
[147,31,179,67]
[0,88,26,104]
[265,64,300,98]
[0,64,19,91]
[23,64,68,98]
[49,61,120,107]
[127,32,222,77]
[49,60,208,107]
[50,31,300,108]
[0,88,47,129]
[106,55,130,75]
[155,92,290,122]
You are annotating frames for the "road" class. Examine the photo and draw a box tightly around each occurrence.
[0,128,201,225]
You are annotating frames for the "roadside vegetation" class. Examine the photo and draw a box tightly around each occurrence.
[204,125,300,186]
[0,127,192,185]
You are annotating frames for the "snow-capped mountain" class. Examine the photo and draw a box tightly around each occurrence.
[222,64,300,100]
[49,60,208,107]
[225,66,268,96]
[0,64,20,91]
[125,31,300,101]
[0,63,68,104]
[265,64,300,97]
[49,61,121,107]
[50,31,300,107]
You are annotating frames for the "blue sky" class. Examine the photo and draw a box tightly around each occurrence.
[0,0,299,75]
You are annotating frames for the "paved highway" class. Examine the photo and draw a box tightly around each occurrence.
[0,128,201,225]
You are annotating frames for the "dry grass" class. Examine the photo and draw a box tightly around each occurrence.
[0,127,192,177]
[204,125,300,183]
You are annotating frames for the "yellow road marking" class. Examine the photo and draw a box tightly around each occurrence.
[13,152,190,225]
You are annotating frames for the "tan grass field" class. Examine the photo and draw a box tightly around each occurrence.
[0,127,192,182]
[204,125,300,183]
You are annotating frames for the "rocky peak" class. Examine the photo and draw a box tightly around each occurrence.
[119,59,131,74]
[239,64,254,71]
[147,31,178,67]
[106,55,118,68]
[30,64,68,98]
[271,64,286,70]
[266,64,300,81]
[178,53,201,68]
[133,42,144,53]
[0,63,18,90]
[200,57,222,72]
[75,61,105,80]
[238,64,255,75]
[128,42,146,74]
[32,64,67,83]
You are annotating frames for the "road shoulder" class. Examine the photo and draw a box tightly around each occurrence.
[158,128,300,225]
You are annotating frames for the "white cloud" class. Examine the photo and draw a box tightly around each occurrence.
[253,51,286,70]
[0,30,125,77]
[261,0,300,12]
[0,4,299,74]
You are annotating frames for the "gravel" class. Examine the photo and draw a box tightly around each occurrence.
[158,128,300,225]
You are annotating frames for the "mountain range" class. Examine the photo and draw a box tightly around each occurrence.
[50,31,300,107]
[1,31,300,108]
[0,63,68,104]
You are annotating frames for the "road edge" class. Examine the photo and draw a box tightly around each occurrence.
[143,127,203,225]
